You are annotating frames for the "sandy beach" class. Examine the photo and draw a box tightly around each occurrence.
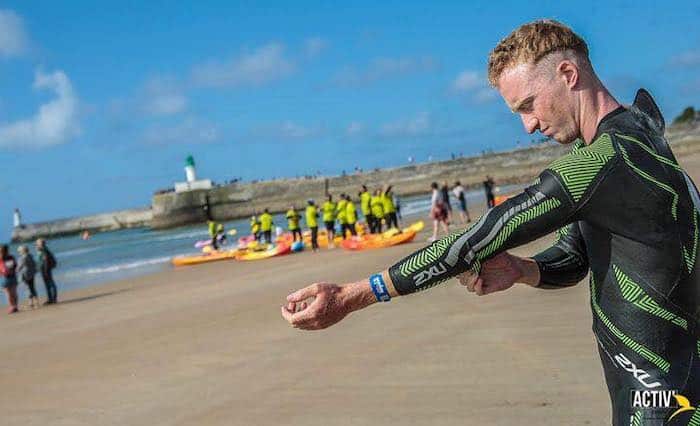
[2,152,700,426]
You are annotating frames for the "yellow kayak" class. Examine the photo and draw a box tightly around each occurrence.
[341,221,423,250]
[234,243,292,261]
[172,249,239,266]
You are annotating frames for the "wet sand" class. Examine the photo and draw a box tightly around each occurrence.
[3,152,700,425]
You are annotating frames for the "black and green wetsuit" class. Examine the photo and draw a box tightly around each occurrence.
[386,90,700,425]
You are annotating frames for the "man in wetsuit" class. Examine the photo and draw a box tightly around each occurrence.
[281,20,700,425]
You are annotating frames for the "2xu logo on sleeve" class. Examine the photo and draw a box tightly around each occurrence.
[413,262,448,286]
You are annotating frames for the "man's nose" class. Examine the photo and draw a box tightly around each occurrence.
[522,115,538,134]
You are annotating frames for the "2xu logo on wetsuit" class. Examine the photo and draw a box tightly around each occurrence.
[413,262,448,286]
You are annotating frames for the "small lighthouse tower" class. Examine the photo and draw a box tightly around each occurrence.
[185,155,197,182]
[174,154,212,193]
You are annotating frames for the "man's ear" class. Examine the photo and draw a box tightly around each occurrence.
[557,60,579,89]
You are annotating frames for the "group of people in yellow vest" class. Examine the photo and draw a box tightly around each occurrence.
[248,185,400,252]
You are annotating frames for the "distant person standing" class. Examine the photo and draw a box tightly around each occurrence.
[344,195,358,237]
[336,194,348,239]
[483,175,496,208]
[36,239,57,305]
[250,215,261,241]
[305,200,319,252]
[207,220,219,250]
[440,181,453,222]
[322,195,336,248]
[286,206,302,242]
[259,209,274,244]
[359,185,373,234]
[452,180,472,224]
[393,194,402,224]
[13,208,22,229]
[0,245,18,313]
[370,189,385,234]
[429,182,449,242]
[16,245,38,309]
[382,185,399,230]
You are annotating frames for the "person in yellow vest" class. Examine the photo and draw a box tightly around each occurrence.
[259,209,274,244]
[370,189,385,233]
[322,195,336,248]
[286,206,302,242]
[305,199,319,252]
[250,215,261,241]
[216,223,228,245]
[344,194,358,237]
[382,185,399,230]
[207,220,220,250]
[336,194,348,239]
[359,184,373,234]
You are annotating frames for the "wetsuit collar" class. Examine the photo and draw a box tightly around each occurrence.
[592,105,626,141]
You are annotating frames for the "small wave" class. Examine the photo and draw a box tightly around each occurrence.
[149,229,211,242]
[54,246,103,258]
[59,255,173,276]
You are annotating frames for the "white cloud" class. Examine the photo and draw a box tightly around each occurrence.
[304,37,328,58]
[346,121,364,135]
[451,70,497,104]
[191,43,295,88]
[249,120,324,141]
[0,70,79,148]
[670,50,700,68]
[144,93,187,116]
[380,112,431,137]
[141,117,220,145]
[141,77,187,116]
[332,56,437,87]
[452,70,481,92]
[0,10,28,57]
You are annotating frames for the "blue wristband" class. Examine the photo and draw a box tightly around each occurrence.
[369,273,391,302]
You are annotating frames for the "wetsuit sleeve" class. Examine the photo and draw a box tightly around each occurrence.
[384,135,618,295]
[532,222,589,288]
[387,170,576,294]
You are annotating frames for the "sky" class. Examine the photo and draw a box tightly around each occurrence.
[1,0,700,239]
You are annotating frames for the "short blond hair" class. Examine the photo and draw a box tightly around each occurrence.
[487,20,589,87]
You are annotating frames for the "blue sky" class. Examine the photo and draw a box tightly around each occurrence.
[1,0,700,239]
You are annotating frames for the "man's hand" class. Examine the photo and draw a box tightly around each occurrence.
[458,252,540,296]
[281,281,376,330]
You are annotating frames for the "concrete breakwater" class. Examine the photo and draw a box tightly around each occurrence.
[11,208,152,243]
[146,135,700,228]
[13,134,700,240]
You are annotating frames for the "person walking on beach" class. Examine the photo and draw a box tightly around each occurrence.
[483,175,496,208]
[250,215,261,241]
[359,185,373,234]
[453,180,472,224]
[0,245,18,313]
[440,181,453,222]
[382,185,399,230]
[16,245,38,309]
[286,206,302,242]
[259,209,274,244]
[429,181,449,242]
[322,195,336,248]
[207,220,219,250]
[36,239,58,305]
[335,194,348,239]
[393,193,402,224]
[281,20,700,424]
[305,200,319,252]
[344,195,358,237]
[370,189,385,234]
